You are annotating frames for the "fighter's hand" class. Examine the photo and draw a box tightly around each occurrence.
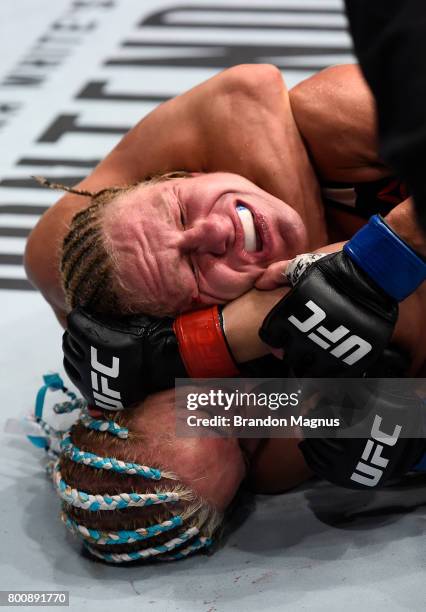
[254,252,331,290]
[63,305,239,410]
[259,214,426,376]
[63,308,184,408]
[299,377,426,489]
[254,236,346,290]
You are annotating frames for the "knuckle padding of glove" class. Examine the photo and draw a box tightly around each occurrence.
[62,332,84,361]
[69,307,157,338]
[64,307,185,407]
[299,381,425,489]
[259,252,398,377]
[62,333,85,385]
[63,357,82,386]
[64,312,144,406]
[68,309,145,364]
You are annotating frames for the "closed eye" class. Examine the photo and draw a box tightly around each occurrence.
[178,203,186,230]
[175,201,198,285]
[188,254,196,276]
[177,205,196,274]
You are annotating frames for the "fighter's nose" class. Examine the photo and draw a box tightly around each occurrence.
[181,215,233,256]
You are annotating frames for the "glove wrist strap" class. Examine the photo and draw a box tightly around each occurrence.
[174,306,240,378]
[344,214,426,301]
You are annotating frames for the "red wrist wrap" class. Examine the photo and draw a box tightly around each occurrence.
[173,306,240,378]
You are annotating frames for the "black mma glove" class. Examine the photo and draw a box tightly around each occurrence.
[299,376,426,489]
[63,305,239,409]
[260,249,397,377]
[63,308,186,408]
[259,215,426,377]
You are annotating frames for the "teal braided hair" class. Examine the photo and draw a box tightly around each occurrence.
[31,374,220,564]
[61,512,184,544]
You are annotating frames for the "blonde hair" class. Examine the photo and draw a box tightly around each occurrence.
[37,174,223,562]
[37,172,192,315]
[57,408,222,563]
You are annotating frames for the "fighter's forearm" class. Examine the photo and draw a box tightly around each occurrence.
[385,197,426,258]
[222,287,288,363]
[382,199,426,372]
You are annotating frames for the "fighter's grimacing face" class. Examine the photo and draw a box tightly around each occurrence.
[103,172,307,314]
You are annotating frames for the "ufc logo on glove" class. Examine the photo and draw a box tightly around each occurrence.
[350,414,402,487]
[90,347,123,410]
[288,299,372,366]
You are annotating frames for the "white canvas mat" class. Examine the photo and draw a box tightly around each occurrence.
[1,3,424,611]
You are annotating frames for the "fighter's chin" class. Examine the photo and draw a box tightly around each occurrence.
[283,216,309,257]
[215,284,258,303]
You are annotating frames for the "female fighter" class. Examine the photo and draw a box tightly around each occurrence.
[25,65,426,563]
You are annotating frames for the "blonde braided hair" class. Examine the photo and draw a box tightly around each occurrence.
[58,409,222,563]
[36,171,192,314]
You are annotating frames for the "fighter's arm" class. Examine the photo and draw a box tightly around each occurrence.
[289,64,426,258]
[25,63,298,324]
[221,64,426,369]
[223,64,426,372]
[59,63,424,412]
[222,233,426,376]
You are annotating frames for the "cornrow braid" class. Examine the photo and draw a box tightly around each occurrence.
[85,529,209,564]
[55,408,221,563]
[60,200,122,313]
[32,375,221,564]
[159,536,213,562]
[61,512,184,545]
[60,433,178,480]
[34,174,135,313]
[79,409,129,438]
[42,170,192,316]
[33,175,124,200]
[53,463,185,511]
